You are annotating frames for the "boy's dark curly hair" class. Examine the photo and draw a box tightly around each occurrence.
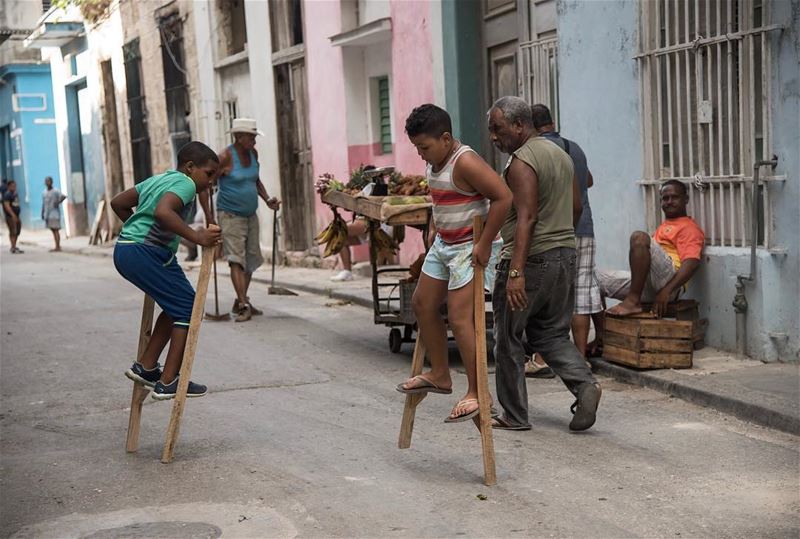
[177,141,220,167]
[405,104,452,138]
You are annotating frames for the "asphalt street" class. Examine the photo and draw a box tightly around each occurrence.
[1,246,798,538]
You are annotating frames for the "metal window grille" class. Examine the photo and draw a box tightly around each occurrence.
[519,37,559,127]
[636,0,784,247]
[378,76,392,154]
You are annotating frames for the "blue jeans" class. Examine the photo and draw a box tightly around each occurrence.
[493,247,596,427]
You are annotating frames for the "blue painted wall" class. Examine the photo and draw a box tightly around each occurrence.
[558,0,799,361]
[0,64,60,229]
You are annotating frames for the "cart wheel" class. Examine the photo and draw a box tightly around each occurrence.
[389,328,403,353]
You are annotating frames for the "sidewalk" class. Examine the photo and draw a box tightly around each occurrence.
[17,230,800,435]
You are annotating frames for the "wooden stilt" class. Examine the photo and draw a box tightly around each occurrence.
[126,294,155,453]
[396,217,497,485]
[161,246,214,463]
[472,216,497,486]
[398,338,428,449]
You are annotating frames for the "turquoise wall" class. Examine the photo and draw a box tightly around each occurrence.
[0,64,60,229]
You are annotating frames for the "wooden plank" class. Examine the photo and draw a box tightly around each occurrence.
[89,200,106,245]
[638,320,693,338]
[321,189,359,213]
[604,332,638,351]
[161,246,214,463]
[604,317,641,337]
[603,344,641,368]
[640,338,693,353]
[126,294,155,453]
[398,339,427,449]
[639,352,692,369]
[472,217,496,487]
[384,208,430,226]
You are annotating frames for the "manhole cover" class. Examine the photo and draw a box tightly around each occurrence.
[81,521,221,539]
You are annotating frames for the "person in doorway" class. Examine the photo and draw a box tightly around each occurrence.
[530,104,602,363]
[111,141,222,399]
[42,176,67,252]
[202,118,281,322]
[589,180,705,352]
[487,96,601,432]
[395,104,512,423]
[3,180,23,254]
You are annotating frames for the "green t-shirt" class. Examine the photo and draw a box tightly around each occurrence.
[500,136,576,259]
[120,170,197,253]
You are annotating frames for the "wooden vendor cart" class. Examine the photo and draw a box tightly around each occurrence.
[322,189,431,352]
[321,189,495,354]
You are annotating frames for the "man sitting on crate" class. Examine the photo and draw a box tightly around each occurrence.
[595,180,705,333]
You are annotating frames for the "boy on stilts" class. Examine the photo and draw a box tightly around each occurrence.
[396,104,512,422]
[111,142,222,400]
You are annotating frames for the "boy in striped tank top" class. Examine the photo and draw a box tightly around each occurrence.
[396,104,512,423]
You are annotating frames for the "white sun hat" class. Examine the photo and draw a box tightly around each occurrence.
[229,118,264,136]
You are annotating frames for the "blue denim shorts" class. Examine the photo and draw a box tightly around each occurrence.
[114,241,195,327]
[421,235,502,291]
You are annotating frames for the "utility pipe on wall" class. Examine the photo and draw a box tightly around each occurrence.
[733,156,779,357]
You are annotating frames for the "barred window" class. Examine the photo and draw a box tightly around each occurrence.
[637,0,783,247]
[520,37,559,128]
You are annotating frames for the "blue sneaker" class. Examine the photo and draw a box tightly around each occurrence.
[151,376,208,401]
[125,362,162,388]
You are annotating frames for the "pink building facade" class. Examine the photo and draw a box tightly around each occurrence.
[304,0,438,266]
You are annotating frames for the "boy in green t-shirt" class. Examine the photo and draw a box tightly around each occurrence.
[111,141,222,400]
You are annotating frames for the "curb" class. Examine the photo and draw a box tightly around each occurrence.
[590,358,800,436]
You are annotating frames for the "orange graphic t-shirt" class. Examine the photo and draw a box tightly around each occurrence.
[653,216,705,270]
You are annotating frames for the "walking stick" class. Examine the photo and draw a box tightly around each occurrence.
[205,186,229,321]
[269,209,297,296]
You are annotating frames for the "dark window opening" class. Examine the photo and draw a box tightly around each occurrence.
[218,0,247,56]
[159,14,191,161]
[123,39,153,183]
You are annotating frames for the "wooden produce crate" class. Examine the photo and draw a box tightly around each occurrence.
[321,190,430,226]
[321,190,359,213]
[603,316,695,369]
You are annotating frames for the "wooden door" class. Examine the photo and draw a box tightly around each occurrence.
[482,0,521,171]
[274,59,314,251]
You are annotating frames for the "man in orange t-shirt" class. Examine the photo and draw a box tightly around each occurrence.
[597,180,705,318]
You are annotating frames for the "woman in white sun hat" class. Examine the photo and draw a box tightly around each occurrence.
[203,118,281,322]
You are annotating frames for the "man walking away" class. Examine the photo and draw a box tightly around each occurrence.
[487,96,601,432]
[531,104,602,359]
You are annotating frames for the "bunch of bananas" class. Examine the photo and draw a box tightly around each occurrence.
[316,209,349,257]
[371,227,398,261]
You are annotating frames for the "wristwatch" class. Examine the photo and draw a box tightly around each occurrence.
[509,268,521,278]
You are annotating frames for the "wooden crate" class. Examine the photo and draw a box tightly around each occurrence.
[603,316,696,369]
[321,191,430,226]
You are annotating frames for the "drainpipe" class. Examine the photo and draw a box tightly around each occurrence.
[733,156,779,357]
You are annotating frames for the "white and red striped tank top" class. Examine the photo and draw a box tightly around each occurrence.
[427,144,489,244]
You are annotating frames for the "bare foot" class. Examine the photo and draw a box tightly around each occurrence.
[607,300,643,317]
[400,373,452,393]
[447,396,480,421]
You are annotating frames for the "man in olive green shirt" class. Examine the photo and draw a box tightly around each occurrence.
[487,96,601,432]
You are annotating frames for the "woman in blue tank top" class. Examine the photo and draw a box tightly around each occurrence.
[202,118,281,322]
